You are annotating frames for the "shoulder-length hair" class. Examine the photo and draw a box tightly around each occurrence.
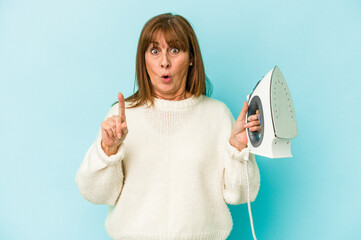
[114,13,212,108]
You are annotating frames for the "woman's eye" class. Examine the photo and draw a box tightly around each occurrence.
[170,48,179,53]
[150,48,159,54]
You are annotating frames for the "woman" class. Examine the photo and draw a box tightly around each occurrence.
[75,13,260,240]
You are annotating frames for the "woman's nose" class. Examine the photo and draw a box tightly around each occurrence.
[160,54,171,68]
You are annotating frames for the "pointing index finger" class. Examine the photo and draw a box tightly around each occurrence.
[118,92,125,121]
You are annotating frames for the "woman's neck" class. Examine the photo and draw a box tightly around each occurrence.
[153,91,192,101]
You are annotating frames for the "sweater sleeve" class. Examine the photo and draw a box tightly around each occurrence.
[75,104,125,206]
[221,106,260,205]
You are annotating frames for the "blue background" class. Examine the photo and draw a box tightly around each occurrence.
[1,0,360,239]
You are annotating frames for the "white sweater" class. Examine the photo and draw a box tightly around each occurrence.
[75,94,260,240]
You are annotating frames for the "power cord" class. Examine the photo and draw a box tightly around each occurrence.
[244,148,257,240]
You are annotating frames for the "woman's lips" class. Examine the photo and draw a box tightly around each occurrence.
[161,75,171,83]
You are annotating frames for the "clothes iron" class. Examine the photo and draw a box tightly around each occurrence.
[243,66,298,240]
[246,66,298,158]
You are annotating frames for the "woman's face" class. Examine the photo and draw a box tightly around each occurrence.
[145,33,191,100]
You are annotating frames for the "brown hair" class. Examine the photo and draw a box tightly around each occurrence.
[114,13,212,108]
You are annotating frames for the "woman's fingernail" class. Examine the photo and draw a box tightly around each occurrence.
[117,133,121,138]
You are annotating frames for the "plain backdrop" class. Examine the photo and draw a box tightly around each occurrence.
[1,0,360,239]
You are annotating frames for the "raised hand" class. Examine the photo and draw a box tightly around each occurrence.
[229,102,261,152]
[100,92,129,156]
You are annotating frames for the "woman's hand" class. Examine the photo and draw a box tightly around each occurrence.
[101,92,129,156]
[229,101,261,152]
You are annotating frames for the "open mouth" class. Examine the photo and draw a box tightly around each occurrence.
[161,74,171,82]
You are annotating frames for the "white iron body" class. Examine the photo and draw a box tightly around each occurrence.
[246,66,298,158]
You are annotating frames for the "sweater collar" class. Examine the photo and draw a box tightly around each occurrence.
[149,94,204,110]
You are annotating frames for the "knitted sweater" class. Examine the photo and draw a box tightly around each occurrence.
[75,94,260,240]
